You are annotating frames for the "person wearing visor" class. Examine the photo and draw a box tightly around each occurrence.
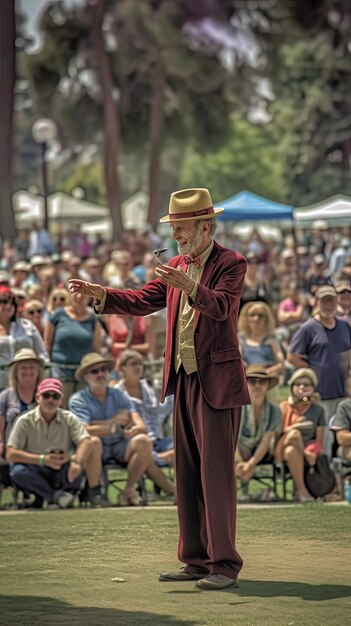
[6,378,105,509]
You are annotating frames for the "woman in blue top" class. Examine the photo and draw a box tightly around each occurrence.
[44,291,102,405]
[238,301,284,380]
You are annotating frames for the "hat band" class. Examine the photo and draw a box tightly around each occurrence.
[169,206,215,219]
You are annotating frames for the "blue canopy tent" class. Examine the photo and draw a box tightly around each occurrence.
[214,191,294,221]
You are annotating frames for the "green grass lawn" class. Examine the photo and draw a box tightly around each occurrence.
[0,504,350,626]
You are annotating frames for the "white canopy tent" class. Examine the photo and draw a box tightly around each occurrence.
[294,193,351,226]
[13,190,109,229]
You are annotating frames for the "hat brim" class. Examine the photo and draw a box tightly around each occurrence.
[75,358,115,382]
[246,373,279,390]
[9,355,43,368]
[159,207,225,223]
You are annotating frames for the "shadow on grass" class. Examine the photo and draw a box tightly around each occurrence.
[0,594,198,626]
[166,580,351,601]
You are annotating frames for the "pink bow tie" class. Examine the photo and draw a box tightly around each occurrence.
[183,255,201,268]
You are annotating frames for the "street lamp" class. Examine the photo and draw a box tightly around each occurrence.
[31,118,57,231]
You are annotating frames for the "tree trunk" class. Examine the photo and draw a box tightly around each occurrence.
[88,0,123,242]
[148,50,165,228]
[0,0,17,242]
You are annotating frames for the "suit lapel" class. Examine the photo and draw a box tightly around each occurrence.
[193,242,220,330]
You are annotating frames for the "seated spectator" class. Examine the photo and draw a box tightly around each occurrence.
[10,261,31,289]
[103,250,142,289]
[329,398,351,465]
[47,288,70,314]
[274,368,326,503]
[275,249,298,297]
[107,313,150,359]
[0,348,43,490]
[0,286,49,392]
[80,258,104,285]
[22,255,51,289]
[22,298,46,337]
[132,252,159,285]
[239,251,271,310]
[44,290,102,405]
[277,284,307,341]
[238,301,284,379]
[304,254,332,297]
[6,378,105,508]
[335,282,351,325]
[116,349,174,467]
[235,364,280,482]
[69,353,175,505]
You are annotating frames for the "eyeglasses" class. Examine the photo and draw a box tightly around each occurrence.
[53,296,66,302]
[0,298,12,305]
[26,309,43,315]
[247,378,268,386]
[293,382,313,388]
[41,392,61,400]
[89,365,108,375]
[125,360,143,367]
[248,313,265,319]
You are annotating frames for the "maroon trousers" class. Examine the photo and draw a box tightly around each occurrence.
[173,366,243,579]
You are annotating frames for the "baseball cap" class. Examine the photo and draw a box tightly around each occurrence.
[0,271,11,284]
[313,254,325,265]
[37,378,63,396]
[316,285,337,299]
[30,255,50,268]
[335,282,351,294]
[12,261,31,273]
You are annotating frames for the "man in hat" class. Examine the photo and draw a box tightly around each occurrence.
[6,378,106,508]
[10,261,30,289]
[69,187,249,590]
[335,282,351,325]
[288,285,351,456]
[69,353,176,505]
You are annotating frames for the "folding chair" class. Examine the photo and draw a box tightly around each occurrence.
[329,415,351,499]
[237,455,280,501]
[102,459,148,505]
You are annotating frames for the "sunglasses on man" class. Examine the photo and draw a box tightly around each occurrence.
[41,392,62,400]
[89,365,109,375]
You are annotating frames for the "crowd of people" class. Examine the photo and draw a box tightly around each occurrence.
[0,218,350,510]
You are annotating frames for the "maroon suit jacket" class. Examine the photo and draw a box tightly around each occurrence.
[103,240,250,409]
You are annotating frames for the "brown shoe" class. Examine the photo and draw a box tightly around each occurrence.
[195,574,238,590]
[159,567,205,581]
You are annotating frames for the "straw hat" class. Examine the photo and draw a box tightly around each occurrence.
[159,188,224,223]
[75,352,115,382]
[245,364,279,389]
[9,348,43,374]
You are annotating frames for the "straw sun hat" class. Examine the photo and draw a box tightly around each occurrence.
[75,352,115,382]
[245,364,279,390]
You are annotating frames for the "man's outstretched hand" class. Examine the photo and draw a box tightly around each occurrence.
[68,279,105,302]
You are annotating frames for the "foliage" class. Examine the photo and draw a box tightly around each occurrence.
[180,115,288,203]
[254,0,351,204]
